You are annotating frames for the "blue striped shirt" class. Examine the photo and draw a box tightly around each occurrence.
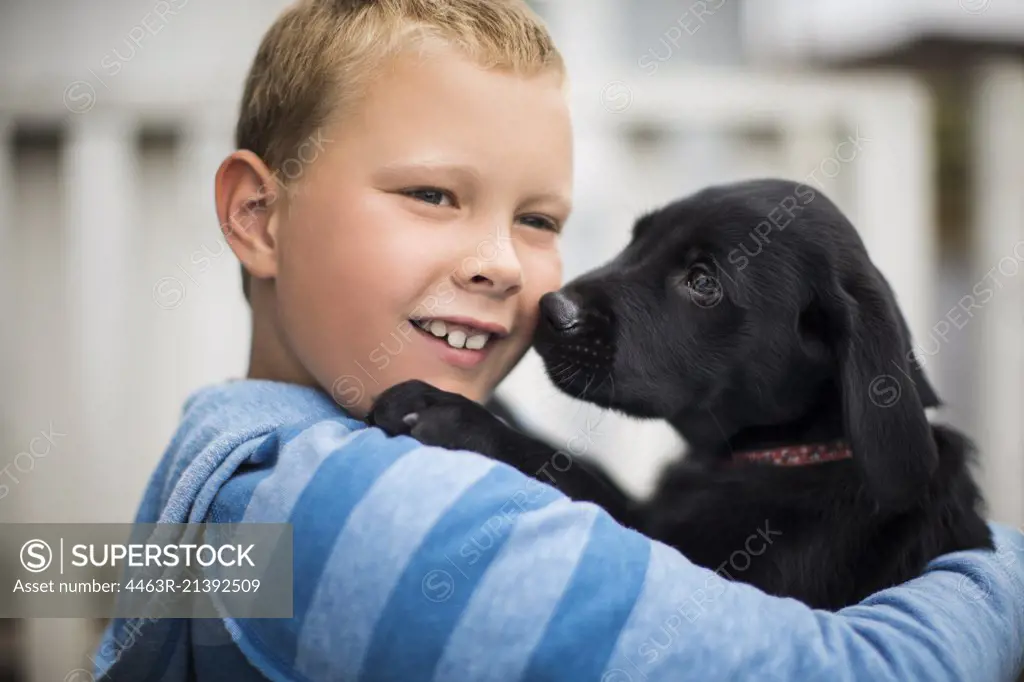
[94,379,1024,681]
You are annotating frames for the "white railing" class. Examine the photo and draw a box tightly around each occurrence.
[971,60,1024,528]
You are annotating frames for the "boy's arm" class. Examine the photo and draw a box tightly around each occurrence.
[215,422,1024,682]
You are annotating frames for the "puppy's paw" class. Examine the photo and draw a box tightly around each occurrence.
[367,380,502,454]
[366,380,447,436]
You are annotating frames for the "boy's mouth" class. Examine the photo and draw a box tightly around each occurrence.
[409,317,508,351]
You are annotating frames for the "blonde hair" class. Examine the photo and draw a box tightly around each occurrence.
[234,0,565,298]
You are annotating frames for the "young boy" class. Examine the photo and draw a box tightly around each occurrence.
[94,1,1024,680]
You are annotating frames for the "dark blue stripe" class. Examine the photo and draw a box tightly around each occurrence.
[522,511,651,681]
[209,469,273,523]
[357,465,564,682]
[238,428,419,668]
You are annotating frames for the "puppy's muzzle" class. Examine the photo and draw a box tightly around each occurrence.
[536,291,614,366]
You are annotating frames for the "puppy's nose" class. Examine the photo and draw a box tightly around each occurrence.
[540,291,583,332]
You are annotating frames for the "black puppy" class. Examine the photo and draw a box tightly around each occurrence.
[369,178,993,610]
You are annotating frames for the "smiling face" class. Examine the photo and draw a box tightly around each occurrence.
[248,46,572,417]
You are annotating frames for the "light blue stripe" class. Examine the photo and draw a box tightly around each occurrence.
[358,465,565,682]
[241,420,359,523]
[523,511,651,681]
[432,499,598,682]
[295,447,498,680]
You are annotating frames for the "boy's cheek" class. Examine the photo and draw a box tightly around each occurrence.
[493,326,535,383]
[533,244,563,288]
[437,280,457,305]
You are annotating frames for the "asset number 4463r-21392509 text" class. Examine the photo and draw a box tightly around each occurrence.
[123,578,262,593]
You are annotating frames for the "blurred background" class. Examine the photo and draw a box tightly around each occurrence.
[0,0,1022,679]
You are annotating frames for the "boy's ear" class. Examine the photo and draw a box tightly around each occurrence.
[215,150,283,287]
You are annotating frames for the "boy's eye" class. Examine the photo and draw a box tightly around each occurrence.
[518,214,560,232]
[402,187,456,207]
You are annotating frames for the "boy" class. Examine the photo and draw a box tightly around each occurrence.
[95,1,1024,680]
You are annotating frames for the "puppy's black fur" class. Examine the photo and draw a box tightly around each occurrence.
[369,179,993,610]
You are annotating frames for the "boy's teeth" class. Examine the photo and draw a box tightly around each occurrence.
[465,334,488,350]
[446,330,467,349]
[413,318,494,351]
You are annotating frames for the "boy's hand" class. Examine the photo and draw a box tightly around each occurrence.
[367,380,530,460]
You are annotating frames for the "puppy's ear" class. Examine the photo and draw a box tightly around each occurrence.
[885,280,941,409]
[824,266,938,509]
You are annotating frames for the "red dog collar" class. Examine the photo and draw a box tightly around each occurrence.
[733,440,852,466]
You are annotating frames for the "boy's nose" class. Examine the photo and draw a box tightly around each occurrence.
[463,270,522,296]
[457,239,523,295]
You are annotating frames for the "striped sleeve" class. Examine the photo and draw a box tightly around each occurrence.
[207,418,1024,682]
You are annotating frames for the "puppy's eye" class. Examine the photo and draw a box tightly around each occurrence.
[679,264,723,308]
[690,271,717,295]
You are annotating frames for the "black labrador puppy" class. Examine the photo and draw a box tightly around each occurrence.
[368,178,993,610]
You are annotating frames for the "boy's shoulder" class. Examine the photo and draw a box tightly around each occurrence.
[142,379,364,524]
[181,378,352,433]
